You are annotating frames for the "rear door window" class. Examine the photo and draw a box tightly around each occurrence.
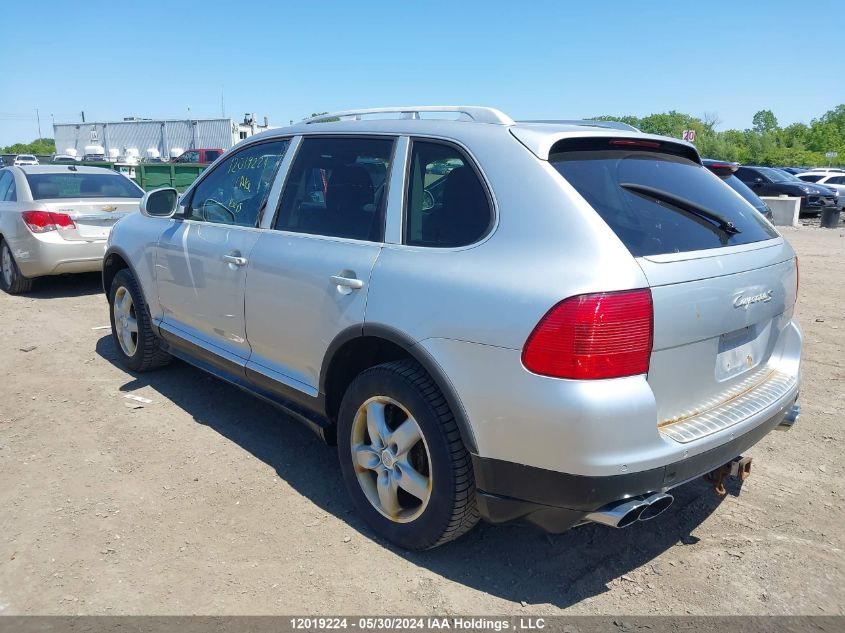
[0,172,12,200]
[735,167,764,183]
[5,177,16,202]
[274,136,394,241]
[550,142,778,257]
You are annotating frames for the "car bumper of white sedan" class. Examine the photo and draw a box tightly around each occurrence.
[10,231,108,278]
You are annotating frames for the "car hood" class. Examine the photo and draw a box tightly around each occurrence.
[771,182,832,195]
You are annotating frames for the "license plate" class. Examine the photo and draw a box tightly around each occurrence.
[715,322,771,380]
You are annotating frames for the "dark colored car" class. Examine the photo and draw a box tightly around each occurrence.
[172,148,224,164]
[778,167,808,175]
[703,160,773,221]
[735,165,838,215]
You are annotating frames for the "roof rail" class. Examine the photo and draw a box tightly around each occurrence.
[303,106,515,126]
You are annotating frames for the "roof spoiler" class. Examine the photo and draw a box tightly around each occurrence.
[519,119,641,132]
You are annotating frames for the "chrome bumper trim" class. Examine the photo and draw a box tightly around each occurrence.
[659,368,798,444]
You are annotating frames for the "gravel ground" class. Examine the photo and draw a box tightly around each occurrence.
[0,226,842,616]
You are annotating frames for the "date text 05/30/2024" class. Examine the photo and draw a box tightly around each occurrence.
[290,617,547,631]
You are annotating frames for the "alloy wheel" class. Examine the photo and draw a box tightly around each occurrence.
[350,396,433,523]
[113,286,139,357]
[1,243,12,287]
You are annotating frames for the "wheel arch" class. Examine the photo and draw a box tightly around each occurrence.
[103,246,164,328]
[103,247,138,296]
[320,324,479,453]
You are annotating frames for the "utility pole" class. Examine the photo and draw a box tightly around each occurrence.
[81,110,86,123]
[36,108,42,139]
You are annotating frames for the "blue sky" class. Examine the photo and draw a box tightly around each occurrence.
[1,0,843,146]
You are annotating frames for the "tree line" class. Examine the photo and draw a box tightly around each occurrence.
[1,138,56,155]
[594,104,844,167]
[3,104,843,167]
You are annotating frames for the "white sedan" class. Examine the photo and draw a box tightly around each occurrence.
[0,165,144,293]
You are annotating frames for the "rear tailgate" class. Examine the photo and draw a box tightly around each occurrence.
[548,137,800,442]
[39,199,138,241]
[639,241,798,439]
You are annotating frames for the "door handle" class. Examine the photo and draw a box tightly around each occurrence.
[223,254,248,266]
[330,274,364,290]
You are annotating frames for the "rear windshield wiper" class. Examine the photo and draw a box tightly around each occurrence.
[619,183,742,236]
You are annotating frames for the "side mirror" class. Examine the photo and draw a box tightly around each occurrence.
[140,187,178,218]
[752,178,763,187]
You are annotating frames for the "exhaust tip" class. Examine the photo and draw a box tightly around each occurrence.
[639,493,674,521]
[616,504,648,528]
[585,498,650,528]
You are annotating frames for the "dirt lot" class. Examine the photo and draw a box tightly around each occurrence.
[0,227,842,616]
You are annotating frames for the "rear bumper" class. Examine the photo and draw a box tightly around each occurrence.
[473,394,798,533]
[11,232,107,278]
[421,317,801,478]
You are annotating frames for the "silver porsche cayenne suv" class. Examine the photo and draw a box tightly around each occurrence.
[103,107,802,549]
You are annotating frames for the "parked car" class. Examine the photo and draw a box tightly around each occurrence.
[735,165,837,215]
[797,172,845,209]
[52,154,80,164]
[773,168,839,207]
[702,160,773,220]
[0,165,144,294]
[103,107,801,549]
[0,157,5,168]
[13,154,39,166]
[171,148,224,164]
[802,167,845,174]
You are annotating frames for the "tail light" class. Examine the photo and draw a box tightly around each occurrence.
[21,211,76,233]
[522,289,653,380]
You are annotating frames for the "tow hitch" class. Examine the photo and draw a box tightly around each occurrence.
[705,456,753,496]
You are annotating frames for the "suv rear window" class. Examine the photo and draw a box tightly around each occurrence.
[26,173,143,200]
[550,145,778,257]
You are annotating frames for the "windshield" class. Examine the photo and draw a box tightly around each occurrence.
[551,149,778,257]
[759,167,792,183]
[772,168,803,182]
[26,173,143,199]
[19,155,35,160]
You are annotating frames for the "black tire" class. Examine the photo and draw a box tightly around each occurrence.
[108,268,171,372]
[337,359,479,550]
[0,238,34,294]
